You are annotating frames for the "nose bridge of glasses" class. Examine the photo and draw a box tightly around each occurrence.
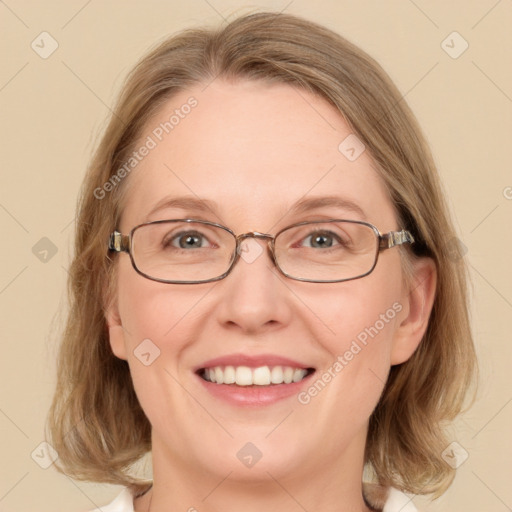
[236,231,275,253]
[234,231,277,266]
[236,231,274,243]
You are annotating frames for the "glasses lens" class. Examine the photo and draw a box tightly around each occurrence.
[131,221,236,282]
[275,221,378,282]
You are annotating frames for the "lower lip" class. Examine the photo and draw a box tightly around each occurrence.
[196,372,315,406]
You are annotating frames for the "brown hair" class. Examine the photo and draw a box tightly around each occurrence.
[46,11,477,500]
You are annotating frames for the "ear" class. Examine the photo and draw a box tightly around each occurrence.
[105,297,128,361]
[391,257,437,365]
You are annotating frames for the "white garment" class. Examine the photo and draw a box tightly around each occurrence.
[89,486,419,512]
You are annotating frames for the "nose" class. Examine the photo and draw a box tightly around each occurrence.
[214,236,293,334]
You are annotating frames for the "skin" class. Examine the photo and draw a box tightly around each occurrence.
[107,79,436,512]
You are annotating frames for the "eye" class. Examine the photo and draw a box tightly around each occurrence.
[301,230,343,249]
[164,230,210,249]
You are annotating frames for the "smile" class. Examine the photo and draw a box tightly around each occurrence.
[199,365,315,386]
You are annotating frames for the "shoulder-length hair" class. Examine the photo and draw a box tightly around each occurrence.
[46,11,477,499]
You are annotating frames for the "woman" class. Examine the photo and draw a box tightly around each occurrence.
[46,11,477,512]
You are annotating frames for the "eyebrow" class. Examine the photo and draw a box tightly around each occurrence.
[144,194,367,222]
[288,196,367,220]
[145,196,219,221]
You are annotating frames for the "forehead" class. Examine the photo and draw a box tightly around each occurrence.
[119,79,396,232]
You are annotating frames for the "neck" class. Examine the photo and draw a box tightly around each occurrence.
[138,435,375,512]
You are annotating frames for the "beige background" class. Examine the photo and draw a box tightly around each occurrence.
[1,1,511,511]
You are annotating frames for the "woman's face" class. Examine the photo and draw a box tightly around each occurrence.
[108,79,429,485]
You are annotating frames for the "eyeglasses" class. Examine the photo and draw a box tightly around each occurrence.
[108,218,414,284]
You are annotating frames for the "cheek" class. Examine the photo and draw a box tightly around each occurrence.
[292,302,399,456]
[114,258,222,366]
[310,273,402,356]
[114,264,208,419]
[301,266,403,407]
[116,258,209,348]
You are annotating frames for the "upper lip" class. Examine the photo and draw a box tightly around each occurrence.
[195,354,314,372]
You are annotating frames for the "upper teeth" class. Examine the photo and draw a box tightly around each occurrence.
[202,366,309,386]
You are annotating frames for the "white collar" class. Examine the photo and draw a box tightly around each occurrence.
[91,485,419,512]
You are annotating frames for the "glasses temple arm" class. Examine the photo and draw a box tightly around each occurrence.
[108,231,130,252]
[379,230,415,250]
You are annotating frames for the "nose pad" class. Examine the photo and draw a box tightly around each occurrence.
[235,233,278,271]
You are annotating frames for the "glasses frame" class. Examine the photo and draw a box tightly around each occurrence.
[108,218,414,284]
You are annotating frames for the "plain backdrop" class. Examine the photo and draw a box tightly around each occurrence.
[1,1,511,511]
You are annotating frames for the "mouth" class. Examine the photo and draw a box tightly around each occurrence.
[194,354,317,406]
[197,365,316,386]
